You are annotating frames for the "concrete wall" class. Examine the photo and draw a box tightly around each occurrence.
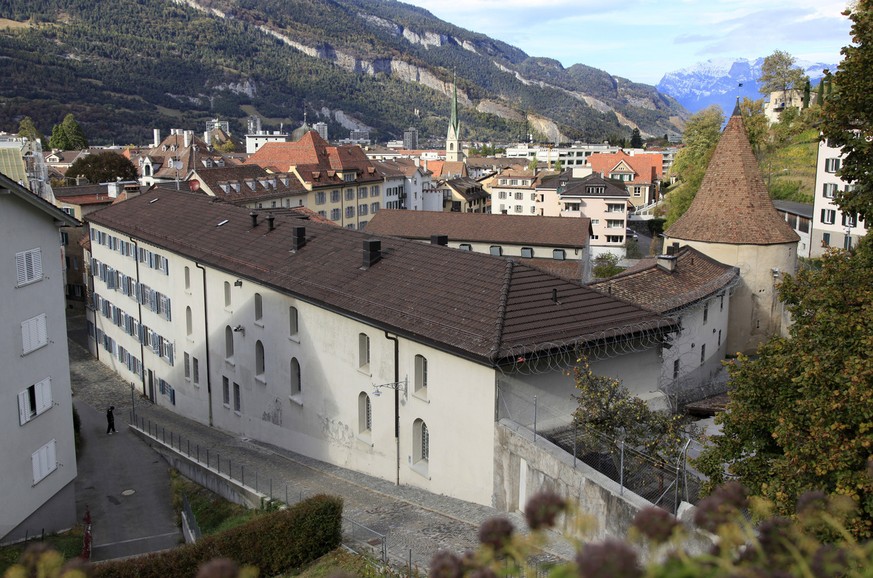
[493,420,712,557]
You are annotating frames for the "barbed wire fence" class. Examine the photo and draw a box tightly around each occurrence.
[497,385,704,515]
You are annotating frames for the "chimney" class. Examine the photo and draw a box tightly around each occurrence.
[291,226,306,251]
[184,130,192,148]
[153,128,160,148]
[266,213,275,231]
[362,239,381,269]
[658,243,680,272]
[250,211,258,227]
[430,234,448,246]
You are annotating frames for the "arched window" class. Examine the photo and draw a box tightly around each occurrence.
[225,325,234,359]
[224,281,231,307]
[358,392,372,434]
[186,306,193,336]
[413,419,429,463]
[254,293,263,321]
[290,358,301,396]
[184,266,190,290]
[414,354,428,396]
[255,340,265,378]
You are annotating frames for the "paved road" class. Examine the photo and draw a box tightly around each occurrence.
[67,312,575,568]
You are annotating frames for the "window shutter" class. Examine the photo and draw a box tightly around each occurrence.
[47,439,57,474]
[18,390,30,425]
[16,252,27,286]
[32,448,41,483]
[36,378,52,415]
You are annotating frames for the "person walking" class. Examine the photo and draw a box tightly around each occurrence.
[106,406,116,434]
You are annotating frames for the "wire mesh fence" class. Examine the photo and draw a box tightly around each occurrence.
[497,385,704,514]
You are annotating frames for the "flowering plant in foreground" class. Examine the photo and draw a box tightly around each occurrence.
[429,483,873,578]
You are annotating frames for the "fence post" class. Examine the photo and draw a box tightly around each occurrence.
[573,418,578,468]
[533,395,538,442]
[619,441,625,496]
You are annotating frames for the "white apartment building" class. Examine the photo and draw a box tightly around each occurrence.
[1,174,79,544]
[85,189,676,507]
[489,168,543,216]
[810,139,868,256]
[505,142,619,168]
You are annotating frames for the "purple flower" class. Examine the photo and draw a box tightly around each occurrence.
[632,507,680,544]
[576,539,642,578]
[694,482,748,532]
[430,550,464,578]
[524,491,567,530]
[810,544,849,578]
[478,517,515,552]
[796,490,828,516]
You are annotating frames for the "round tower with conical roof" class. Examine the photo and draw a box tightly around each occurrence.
[664,102,799,355]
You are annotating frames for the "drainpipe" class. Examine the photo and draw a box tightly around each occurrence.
[384,331,400,485]
[196,262,214,427]
[129,237,147,398]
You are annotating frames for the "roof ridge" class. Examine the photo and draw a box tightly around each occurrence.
[489,259,515,361]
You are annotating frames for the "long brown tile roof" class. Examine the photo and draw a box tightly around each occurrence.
[86,190,673,364]
[365,209,589,249]
[666,110,800,245]
[189,165,307,203]
[589,247,739,313]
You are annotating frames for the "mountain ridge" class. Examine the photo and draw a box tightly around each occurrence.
[0,0,687,145]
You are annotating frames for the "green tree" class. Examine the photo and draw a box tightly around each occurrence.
[759,50,808,102]
[17,116,44,144]
[591,253,623,278]
[630,127,643,148]
[802,77,811,107]
[738,97,768,156]
[572,357,685,459]
[821,0,873,224]
[67,152,138,184]
[663,106,724,227]
[49,114,88,151]
[816,77,826,106]
[696,236,873,539]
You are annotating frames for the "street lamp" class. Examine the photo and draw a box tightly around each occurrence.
[372,377,407,397]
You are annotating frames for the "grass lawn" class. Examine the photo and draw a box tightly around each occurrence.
[0,531,83,575]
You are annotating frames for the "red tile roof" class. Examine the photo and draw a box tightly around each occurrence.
[590,247,739,313]
[586,150,662,185]
[666,112,800,245]
[86,190,674,363]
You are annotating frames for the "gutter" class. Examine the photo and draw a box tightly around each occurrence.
[196,263,214,427]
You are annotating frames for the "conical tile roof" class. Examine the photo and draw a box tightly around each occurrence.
[666,108,799,245]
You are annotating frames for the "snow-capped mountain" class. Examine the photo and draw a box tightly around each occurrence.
[657,57,834,116]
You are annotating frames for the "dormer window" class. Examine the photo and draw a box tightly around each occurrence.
[343,173,355,182]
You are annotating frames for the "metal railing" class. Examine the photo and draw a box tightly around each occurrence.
[181,494,202,542]
[497,385,703,514]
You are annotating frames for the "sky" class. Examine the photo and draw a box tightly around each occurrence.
[399,0,853,85]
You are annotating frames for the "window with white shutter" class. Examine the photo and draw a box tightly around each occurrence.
[21,314,48,355]
[31,439,57,484]
[15,248,43,287]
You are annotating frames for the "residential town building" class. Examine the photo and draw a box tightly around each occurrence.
[134,129,235,187]
[505,142,619,168]
[372,159,437,211]
[1,173,79,543]
[84,189,676,507]
[487,167,552,216]
[435,177,488,212]
[53,181,143,307]
[245,131,383,229]
[810,138,868,256]
[365,209,591,281]
[665,104,799,355]
[538,171,631,258]
[586,150,663,208]
[186,165,308,210]
[763,89,805,124]
[773,200,813,258]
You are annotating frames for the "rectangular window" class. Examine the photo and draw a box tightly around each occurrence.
[184,352,191,379]
[490,245,503,256]
[315,191,326,205]
[16,248,43,287]
[515,192,523,200]
[192,357,199,384]
[345,206,355,218]
[821,209,836,225]
[703,303,709,324]
[32,439,57,484]
[371,202,380,213]
[331,190,340,202]
[359,204,368,216]
[22,314,48,355]
[824,158,841,173]
[222,376,230,405]
[673,359,680,379]
[843,213,856,227]
[700,344,706,365]
[359,333,370,369]
[822,232,831,246]
[521,247,534,258]
[233,382,241,412]
[498,191,507,199]
[822,183,838,198]
[331,208,341,220]
[18,378,52,425]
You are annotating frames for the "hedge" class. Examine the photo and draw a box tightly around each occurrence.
[92,494,343,578]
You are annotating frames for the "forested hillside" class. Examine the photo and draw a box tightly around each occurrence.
[0,0,687,145]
